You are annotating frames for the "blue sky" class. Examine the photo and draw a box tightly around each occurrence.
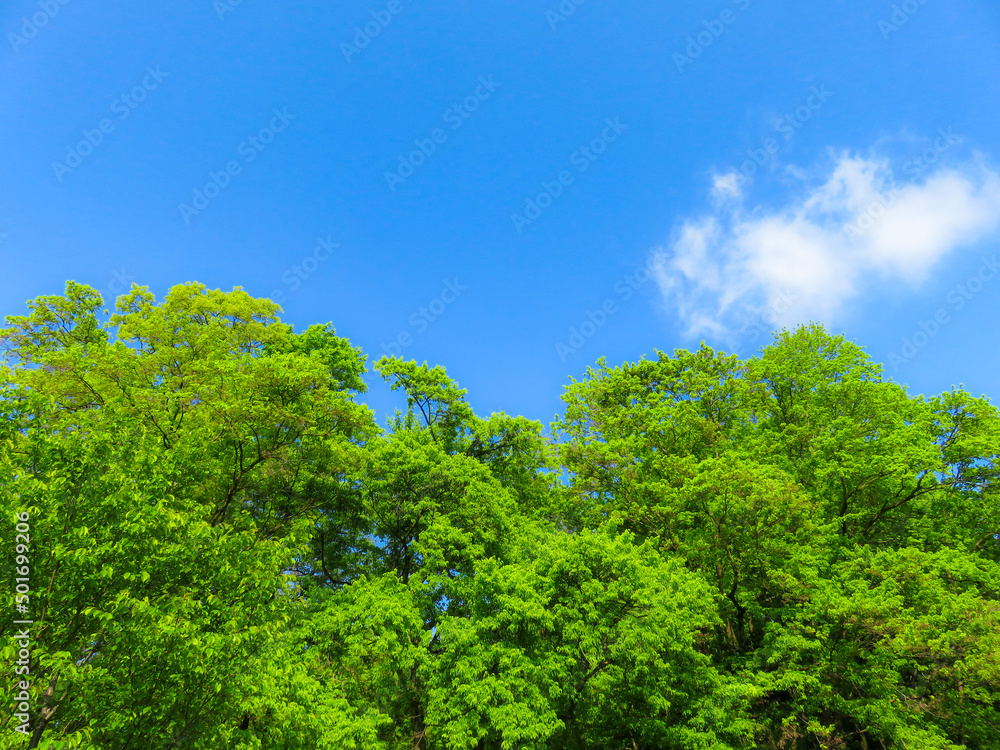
[3,0,999,425]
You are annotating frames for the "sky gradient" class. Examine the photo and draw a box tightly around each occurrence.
[3,0,999,425]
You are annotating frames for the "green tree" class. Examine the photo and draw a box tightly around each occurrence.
[3,284,997,749]
[0,282,374,748]
[554,325,1000,748]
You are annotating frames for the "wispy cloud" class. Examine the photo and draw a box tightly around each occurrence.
[651,148,1000,339]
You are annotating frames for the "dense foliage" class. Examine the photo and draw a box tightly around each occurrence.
[2,282,998,749]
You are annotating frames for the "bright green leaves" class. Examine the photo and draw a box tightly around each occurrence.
[289,574,428,747]
[549,324,1000,749]
[356,430,519,586]
[263,322,368,394]
[375,357,554,517]
[111,281,287,355]
[4,281,998,750]
[376,357,475,446]
[293,524,746,750]
[425,553,559,750]
[554,345,748,534]
[527,527,732,749]
[0,282,374,748]
[930,388,1000,491]
[0,280,107,362]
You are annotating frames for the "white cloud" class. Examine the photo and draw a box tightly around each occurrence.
[652,151,1000,339]
[710,172,743,203]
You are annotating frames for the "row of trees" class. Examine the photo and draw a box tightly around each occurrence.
[1,281,998,749]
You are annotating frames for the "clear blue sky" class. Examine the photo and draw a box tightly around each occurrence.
[3,0,999,425]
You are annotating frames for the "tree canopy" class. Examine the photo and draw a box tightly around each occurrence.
[2,282,998,749]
